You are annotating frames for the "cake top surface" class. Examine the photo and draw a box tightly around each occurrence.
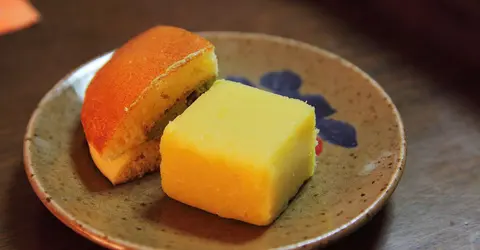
[163,80,315,163]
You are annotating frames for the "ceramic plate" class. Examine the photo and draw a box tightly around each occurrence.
[23,32,406,250]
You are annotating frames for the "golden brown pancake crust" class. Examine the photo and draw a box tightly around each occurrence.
[81,26,213,154]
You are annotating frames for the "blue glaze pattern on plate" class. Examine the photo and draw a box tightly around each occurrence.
[226,70,358,148]
[224,76,253,87]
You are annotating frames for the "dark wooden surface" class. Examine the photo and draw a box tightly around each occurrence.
[1,0,479,249]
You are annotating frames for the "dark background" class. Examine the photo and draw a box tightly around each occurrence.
[1,0,479,249]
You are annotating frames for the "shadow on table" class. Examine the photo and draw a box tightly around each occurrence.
[305,0,480,106]
[5,160,103,250]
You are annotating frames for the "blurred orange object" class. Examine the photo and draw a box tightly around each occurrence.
[0,0,40,35]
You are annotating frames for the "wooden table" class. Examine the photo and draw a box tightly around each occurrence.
[1,0,479,249]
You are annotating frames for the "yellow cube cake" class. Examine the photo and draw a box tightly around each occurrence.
[159,80,317,226]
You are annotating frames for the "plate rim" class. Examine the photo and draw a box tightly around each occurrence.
[23,31,407,250]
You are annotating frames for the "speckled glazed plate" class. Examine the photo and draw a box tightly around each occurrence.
[23,32,406,250]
